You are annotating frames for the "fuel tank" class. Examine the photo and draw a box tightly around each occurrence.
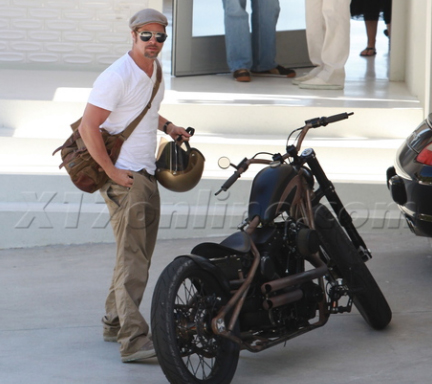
[248,163,297,224]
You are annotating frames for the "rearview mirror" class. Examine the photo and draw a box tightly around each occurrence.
[218,156,231,169]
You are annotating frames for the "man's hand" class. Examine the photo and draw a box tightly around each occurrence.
[167,124,192,143]
[107,167,134,188]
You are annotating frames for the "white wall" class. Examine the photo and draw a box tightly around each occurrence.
[0,0,163,70]
[391,0,432,116]
[406,1,426,101]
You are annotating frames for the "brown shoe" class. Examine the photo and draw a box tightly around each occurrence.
[252,65,296,78]
[233,69,251,82]
[121,337,156,363]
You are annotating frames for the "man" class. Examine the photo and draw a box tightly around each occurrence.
[222,0,296,82]
[293,0,351,90]
[78,8,190,363]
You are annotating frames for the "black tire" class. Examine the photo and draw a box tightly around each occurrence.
[151,257,240,384]
[314,204,392,330]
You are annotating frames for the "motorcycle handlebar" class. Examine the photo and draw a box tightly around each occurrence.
[215,171,241,195]
[305,112,353,128]
[215,157,250,195]
[215,112,353,195]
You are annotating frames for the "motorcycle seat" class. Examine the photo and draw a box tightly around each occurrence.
[191,231,251,258]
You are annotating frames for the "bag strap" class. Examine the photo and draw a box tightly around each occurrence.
[53,61,163,158]
[68,59,162,140]
[120,59,162,141]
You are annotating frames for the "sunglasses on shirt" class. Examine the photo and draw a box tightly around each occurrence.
[138,31,168,43]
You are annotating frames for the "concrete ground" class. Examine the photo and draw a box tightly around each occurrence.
[1,230,432,384]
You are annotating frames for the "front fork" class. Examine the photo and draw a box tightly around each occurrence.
[300,148,372,262]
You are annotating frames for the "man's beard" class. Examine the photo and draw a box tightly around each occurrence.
[144,46,160,59]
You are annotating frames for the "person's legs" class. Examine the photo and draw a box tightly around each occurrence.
[365,20,378,47]
[314,0,350,86]
[360,20,378,56]
[250,0,295,77]
[250,0,280,72]
[293,0,326,84]
[300,0,349,88]
[102,280,120,342]
[222,0,252,72]
[100,172,160,358]
[304,0,325,69]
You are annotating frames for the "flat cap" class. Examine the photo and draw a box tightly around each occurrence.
[129,8,168,30]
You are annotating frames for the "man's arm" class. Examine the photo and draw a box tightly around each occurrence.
[158,116,191,142]
[78,103,134,188]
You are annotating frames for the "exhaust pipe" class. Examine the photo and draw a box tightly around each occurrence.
[263,289,303,310]
[261,253,327,294]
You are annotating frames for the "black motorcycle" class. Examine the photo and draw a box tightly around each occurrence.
[151,113,392,384]
[387,113,432,236]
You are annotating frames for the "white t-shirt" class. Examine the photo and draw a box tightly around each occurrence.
[87,53,164,174]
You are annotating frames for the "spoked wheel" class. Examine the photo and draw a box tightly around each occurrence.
[151,257,240,384]
[314,204,392,330]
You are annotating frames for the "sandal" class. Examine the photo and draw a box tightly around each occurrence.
[233,69,251,82]
[360,47,377,57]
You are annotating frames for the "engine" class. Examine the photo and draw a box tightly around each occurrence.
[238,221,323,334]
[239,281,323,333]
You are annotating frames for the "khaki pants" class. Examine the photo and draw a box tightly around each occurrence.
[100,170,160,356]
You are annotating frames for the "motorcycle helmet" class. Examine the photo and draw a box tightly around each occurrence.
[155,129,205,192]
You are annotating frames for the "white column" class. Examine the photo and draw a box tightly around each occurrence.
[425,0,432,117]
[389,0,407,82]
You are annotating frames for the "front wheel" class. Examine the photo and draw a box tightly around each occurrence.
[314,204,392,330]
[151,257,240,384]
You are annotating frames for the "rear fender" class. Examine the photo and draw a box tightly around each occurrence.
[174,255,231,295]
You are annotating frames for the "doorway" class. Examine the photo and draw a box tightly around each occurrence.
[171,0,311,76]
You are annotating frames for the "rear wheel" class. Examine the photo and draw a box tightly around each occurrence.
[314,204,392,330]
[151,257,240,384]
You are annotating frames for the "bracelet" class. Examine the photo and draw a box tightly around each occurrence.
[163,121,172,134]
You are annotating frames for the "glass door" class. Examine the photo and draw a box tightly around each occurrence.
[172,0,311,76]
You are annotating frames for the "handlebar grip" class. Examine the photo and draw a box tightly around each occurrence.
[325,112,353,125]
[215,171,241,195]
[221,171,241,191]
[306,112,353,128]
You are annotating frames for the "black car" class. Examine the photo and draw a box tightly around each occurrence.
[387,113,432,237]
